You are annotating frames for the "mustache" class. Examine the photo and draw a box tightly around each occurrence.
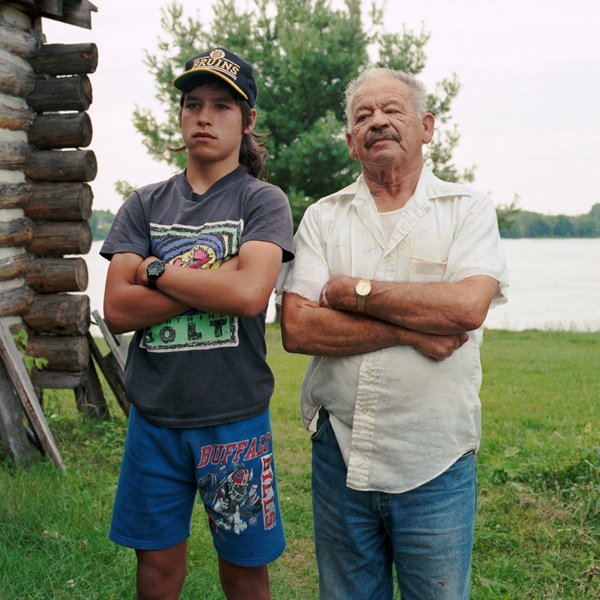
[364,129,400,149]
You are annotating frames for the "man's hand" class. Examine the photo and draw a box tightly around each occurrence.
[319,274,354,311]
[411,330,469,361]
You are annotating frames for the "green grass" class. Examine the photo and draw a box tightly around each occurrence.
[1,327,598,599]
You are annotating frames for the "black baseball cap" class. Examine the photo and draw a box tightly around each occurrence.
[173,47,258,108]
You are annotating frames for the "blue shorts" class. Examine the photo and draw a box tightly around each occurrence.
[109,405,286,567]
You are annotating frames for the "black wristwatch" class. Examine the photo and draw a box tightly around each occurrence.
[146,260,165,289]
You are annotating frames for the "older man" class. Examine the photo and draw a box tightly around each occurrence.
[280,68,508,599]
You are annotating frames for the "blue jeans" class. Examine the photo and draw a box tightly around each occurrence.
[311,411,477,600]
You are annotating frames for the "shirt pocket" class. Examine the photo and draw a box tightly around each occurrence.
[408,239,450,282]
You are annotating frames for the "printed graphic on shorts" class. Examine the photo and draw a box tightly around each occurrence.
[197,434,277,536]
[141,221,242,352]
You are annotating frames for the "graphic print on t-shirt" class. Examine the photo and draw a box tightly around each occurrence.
[140,221,242,353]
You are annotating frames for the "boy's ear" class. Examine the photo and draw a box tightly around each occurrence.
[244,108,257,134]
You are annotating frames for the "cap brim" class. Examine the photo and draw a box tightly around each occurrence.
[173,68,248,100]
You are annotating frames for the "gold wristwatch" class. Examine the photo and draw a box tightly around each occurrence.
[354,279,372,313]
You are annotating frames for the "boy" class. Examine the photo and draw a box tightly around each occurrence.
[101,47,294,600]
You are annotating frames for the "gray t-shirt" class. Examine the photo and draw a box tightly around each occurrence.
[101,166,294,427]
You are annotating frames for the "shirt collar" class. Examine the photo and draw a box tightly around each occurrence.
[352,164,473,210]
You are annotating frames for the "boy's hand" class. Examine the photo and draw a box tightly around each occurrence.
[136,256,159,286]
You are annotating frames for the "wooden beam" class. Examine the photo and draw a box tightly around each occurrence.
[88,333,129,417]
[38,0,98,30]
[0,356,34,468]
[92,310,128,372]
[0,320,65,471]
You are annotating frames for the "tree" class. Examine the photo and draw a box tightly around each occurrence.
[495,195,521,236]
[123,0,474,229]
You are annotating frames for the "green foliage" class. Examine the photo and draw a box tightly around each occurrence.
[126,0,471,226]
[90,201,600,241]
[11,329,48,373]
[89,209,117,241]
[1,329,598,598]
[496,194,521,236]
[503,203,600,238]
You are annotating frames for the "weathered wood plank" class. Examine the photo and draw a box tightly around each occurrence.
[0,252,31,281]
[0,356,34,467]
[0,141,31,170]
[88,332,129,416]
[34,0,62,17]
[50,0,98,30]
[0,182,30,209]
[0,16,41,58]
[0,99,35,131]
[0,217,33,247]
[74,358,109,420]
[0,320,65,470]
[0,56,36,97]
[0,284,35,317]
[92,310,128,372]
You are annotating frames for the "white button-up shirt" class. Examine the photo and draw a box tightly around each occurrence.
[281,166,509,493]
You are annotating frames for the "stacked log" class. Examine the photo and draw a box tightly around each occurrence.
[22,42,99,393]
[0,0,102,468]
[0,13,39,325]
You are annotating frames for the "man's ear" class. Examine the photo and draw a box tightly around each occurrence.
[422,113,435,145]
[346,131,358,160]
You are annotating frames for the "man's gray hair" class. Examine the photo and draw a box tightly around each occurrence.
[344,68,429,130]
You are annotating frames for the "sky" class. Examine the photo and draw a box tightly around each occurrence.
[42,0,600,216]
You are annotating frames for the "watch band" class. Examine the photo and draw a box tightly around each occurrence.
[356,293,368,313]
[146,260,165,289]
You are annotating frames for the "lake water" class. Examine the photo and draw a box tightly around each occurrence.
[84,238,600,332]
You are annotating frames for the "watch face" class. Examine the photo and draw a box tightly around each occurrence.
[356,280,371,296]
[148,262,164,277]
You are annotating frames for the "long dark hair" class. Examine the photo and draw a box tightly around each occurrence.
[176,74,268,178]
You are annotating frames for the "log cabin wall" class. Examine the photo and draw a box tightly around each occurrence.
[0,0,98,393]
